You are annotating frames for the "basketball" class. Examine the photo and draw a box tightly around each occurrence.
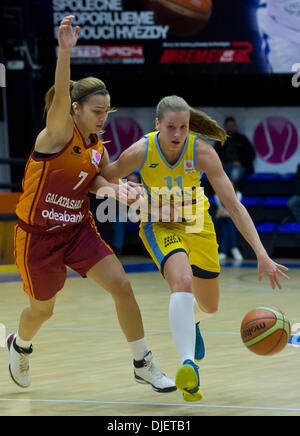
[142,0,212,37]
[240,306,291,356]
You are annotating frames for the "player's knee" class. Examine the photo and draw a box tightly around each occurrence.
[171,274,193,293]
[32,306,54,321]
[111,277,134,301]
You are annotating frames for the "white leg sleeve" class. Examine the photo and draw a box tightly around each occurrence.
[169,292,195,364]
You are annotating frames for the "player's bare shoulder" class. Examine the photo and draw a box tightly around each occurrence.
[195,137,219,172]
[130,135,147,155]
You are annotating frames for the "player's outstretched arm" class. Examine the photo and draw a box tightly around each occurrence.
[43,15,79,147]
[101,138,147,183]
[196,139,289,290]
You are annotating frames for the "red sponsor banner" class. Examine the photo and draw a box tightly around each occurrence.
[56,45,144,59]
[160,42,253,64]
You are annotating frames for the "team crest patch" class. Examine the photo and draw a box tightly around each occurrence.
[184,160,194,173]
[92,149,102,167]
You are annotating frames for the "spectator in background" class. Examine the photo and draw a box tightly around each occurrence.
[214,181,244,261]
[287,164,300,223]
[214,117,256,186]
[113,171,141,255]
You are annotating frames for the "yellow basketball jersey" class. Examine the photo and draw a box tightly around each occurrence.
[139,131,210,230]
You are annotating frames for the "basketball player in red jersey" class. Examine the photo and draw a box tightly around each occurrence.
[6,15,176,393]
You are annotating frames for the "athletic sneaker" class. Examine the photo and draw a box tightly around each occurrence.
[175,359,202,402]
[194,322,205,362]
[134,351,177,393]
[6,333,33,388]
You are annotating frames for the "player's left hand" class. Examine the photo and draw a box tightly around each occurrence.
[117,181,143,205]
[257,255,289,290]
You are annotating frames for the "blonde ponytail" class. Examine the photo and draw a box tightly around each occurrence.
[156,95,227,144]
[189,107,227,144]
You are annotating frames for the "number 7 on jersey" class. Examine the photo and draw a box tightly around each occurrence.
[73,171,89,190]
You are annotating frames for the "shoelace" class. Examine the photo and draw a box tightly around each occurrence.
[18,353,29,374]
[144,358,165,379]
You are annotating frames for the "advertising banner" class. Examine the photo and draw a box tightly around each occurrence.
[49,0,300,75]
[103,106,300,174]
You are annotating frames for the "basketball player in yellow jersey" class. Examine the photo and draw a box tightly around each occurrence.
[100,95,289,402]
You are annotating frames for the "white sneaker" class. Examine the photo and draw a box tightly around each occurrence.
[6,334,32,388]
[231,247,244,261]
[134,351,176,393]
[218,252,227,261]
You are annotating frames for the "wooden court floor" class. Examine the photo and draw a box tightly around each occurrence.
[0,260,300,416]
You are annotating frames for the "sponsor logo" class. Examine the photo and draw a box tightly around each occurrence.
[72,145,82,155]
[149,163,159,168]
[184,160,194,173]
[160,42,253,64]
[242,322,266,340]
[41,208,84,223]
[253,117,298,164]
[164,234,182,248]
[102,117,144,161]
[70,45,144,59]
[92,149,102,167]
[45,193,84,210]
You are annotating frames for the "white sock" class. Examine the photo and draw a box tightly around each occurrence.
[129,337,148,361]
[169,292,195,364]
[15,331,32,349]
[193,299,214,323]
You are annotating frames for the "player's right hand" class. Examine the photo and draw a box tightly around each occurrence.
[257,255,289,290]
[58,15,80,51]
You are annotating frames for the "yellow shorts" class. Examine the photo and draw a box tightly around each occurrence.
[139,212,220,278]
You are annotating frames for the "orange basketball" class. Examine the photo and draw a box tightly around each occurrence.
[240,306,291,356]
[142,0,212,36]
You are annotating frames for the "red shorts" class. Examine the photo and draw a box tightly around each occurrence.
[14,216,113,301]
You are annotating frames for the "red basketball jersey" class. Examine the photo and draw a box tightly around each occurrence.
[16,123,104,232]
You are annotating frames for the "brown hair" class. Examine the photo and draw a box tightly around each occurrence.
[44,77,110,114]
[156,95,227,144]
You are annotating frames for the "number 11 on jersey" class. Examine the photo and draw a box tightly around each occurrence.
[163,176,183,190]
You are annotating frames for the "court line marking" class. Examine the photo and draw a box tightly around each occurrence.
[5,325,239,335]
[0,397,299,412]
